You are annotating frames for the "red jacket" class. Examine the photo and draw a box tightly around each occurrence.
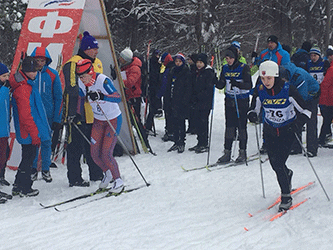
[319,61,333,106]
[121,57,142,100]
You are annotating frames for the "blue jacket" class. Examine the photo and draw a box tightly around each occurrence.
[0,82,10,138]
[30,47,63,125]
[280,62,319,101]
[258,42,290,66]
[10,72,51,144]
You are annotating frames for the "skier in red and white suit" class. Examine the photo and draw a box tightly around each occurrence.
[76,59,124,193]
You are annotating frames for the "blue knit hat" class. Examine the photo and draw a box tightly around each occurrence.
[231,41,241,49]
[309,46,321,56]
[80,31,99,51]
[0,63,9,75]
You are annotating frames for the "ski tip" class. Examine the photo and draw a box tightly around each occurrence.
[54,207,61,212]
[244,227,249,231]
[248,213,253,217]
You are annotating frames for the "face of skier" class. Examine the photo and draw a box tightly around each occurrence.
[25,71,38,80]
[175,58,183,67]
[261,76,275,89]
[78,73,93,85]
[267,41,277,51]
[310,53,320,63]
[0,72,10,82]
[196,60,205,69]
[187,58,194,65]
[35,57,46,71]
[225,56,235,66]
[84,48,99,59]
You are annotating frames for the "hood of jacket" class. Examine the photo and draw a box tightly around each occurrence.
[30,47,52,66]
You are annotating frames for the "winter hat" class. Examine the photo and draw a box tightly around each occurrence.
[267,35,278,45]
[76,59,94,76]
[189,53,198,62]
[309,46,321,56]
[282,44,291,54]
[21,56,37,72]
[0,63,9,76]
[152,49,160,56]
[259,60,279,77]
[301,41,312,52]
[196,53,208,66]
[231,41,241,50]
[174,53,186,64]
[327,49,333,57]
[120,48,133,62]
[224,46,238,59]
[80,31,99,51]
[161,53,173,66]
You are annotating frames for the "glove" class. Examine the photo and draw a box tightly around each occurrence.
[88,91,104,101]
[31,135,41,146]
[230,78,240,89]
[110,65,117,80]
[247,112,258,123]
[251,51,258,58]
[51,122,62,131]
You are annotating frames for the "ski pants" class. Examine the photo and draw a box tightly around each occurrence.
[0,137,8,174]
[224,103,248,151]
[14,144,37,191]
[170,111,186,145]
[32,139,52,171]
[291,98,318,154]
[66,122,103,184]
[318,105,333,144]
[192,109,211,146]
[265,126,294,195]
[90,117,122,179]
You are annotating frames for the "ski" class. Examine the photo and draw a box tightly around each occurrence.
[248,181,314,217]
[40,187,112,209]
[54,185,146,212]
[269,198,309,221]
[181,153,263,172]
[206,157,269,172]
[0,191,13,200]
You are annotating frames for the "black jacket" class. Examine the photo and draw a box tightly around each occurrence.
[191,66,217,110]
[164,64,192,118]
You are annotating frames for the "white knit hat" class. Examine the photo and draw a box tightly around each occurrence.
[120,48,133,62]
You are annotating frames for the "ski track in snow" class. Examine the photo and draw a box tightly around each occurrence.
[1,89,333,250]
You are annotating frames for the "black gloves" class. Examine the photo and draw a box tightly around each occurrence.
[51,122,62,131]
[247,112,258,123]
[251,51,258,58]
[230,78,241,89]
[110,65,117,80]
[88,91,104,101]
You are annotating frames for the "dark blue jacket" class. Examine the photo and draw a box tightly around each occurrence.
[291,49,309,71]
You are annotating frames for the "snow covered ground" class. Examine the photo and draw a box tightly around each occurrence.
[1,89,332,250]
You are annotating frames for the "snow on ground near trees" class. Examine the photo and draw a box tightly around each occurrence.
[1,89,332,250]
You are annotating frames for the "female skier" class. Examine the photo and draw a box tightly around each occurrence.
[76,59,124,193]
[247,60,311,211]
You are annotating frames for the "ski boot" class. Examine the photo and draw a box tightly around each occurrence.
[235,149,247,163]
[279,194,292,211]
[217,149,231,164]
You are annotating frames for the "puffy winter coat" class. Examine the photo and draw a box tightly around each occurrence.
[280,62,319,101]
[259,42,290,66]
[0,82,10,138]
[10,71,51,144]
[319,61,333,106]
[291,49,310,71]
[191,66,217,110]
[164,64,192,119]
[30,47,63,125]
[121,57,142,100]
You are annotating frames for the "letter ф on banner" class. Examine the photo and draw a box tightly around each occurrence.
[11,0,86,73]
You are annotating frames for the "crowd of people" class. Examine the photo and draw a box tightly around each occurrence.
[0,32,332,211]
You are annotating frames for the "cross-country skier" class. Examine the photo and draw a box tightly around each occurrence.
[216,46,252,163]
[76,59,124,193]
[247,60,311,211]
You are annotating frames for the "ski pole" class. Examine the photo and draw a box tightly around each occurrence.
[294,132,330,201]
[206,87,216,166]
[255,122,265,198]
[96,102,150,187]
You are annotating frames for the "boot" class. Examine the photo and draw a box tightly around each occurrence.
[279,194,292,211]
[0,168,9,186]
[99,169,113,189]
[235,149,246,163]
[167,143,178,152]
[217,150,231,164]
[188,144,200,152]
